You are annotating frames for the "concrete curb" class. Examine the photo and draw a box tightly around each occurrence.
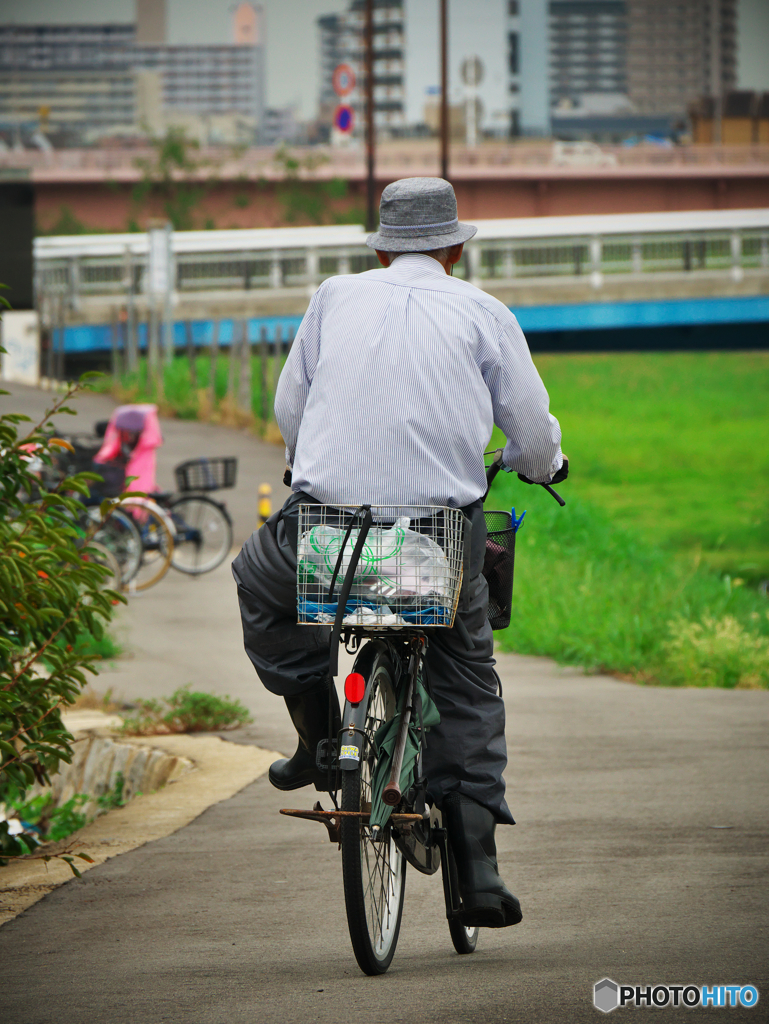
[0,733,280,927]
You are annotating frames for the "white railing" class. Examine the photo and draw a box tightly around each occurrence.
[34,208,769,306]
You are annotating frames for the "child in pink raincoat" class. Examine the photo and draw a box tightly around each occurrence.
[93,404,163,495]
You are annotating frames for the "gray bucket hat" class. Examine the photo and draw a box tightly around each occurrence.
[366,177,477,252]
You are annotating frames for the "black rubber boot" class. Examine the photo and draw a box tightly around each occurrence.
[268,685,341,792]
[444,792,522,928]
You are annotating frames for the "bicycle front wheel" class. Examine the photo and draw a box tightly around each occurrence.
[341,647,406,976]
[79,540,123,591]
[85,507,143,589]
[169,495,232,575]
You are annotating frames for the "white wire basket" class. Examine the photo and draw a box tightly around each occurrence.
[297,505,465,629]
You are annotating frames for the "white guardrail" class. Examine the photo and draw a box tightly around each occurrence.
[34,208,769,303]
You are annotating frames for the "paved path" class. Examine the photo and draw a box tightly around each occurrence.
[1,386,767,1021]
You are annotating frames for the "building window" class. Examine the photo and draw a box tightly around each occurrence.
[508,32,519,75]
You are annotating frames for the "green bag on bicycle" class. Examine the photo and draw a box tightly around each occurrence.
[369,677,441,830]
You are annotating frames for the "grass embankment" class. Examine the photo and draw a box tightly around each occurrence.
[491,352,769,687]
[93,354,284,431]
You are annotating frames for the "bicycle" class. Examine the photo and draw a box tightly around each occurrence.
[54,434,235,589]
[153,458,235,576]
[280,450,565,975]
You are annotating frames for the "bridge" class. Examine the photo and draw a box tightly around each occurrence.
[33,206,769,371]
[5,141,769,231]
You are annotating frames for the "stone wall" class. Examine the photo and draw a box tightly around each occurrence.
[30,732,193,819]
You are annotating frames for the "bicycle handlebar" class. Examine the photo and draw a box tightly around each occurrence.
[484,449,565,506]
[285,452,566,505]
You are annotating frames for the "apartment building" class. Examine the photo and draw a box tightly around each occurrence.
[0,3,264,146]
[318,0,406,134]
[626,0,737,116]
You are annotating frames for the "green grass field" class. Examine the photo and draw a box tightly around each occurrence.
[489,351,769,687]
[528,351,769,579]
[98,350,769,687]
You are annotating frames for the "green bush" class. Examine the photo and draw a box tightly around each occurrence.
[0,378,126,865]
[1,789,89,849]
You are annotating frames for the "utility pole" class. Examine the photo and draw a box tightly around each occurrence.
[365,0,376,232]
[440,0,449,181]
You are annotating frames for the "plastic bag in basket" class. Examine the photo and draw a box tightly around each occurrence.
[297,516,453,603]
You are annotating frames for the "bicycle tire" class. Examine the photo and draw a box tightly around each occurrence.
[118,498,175,592]
[79,540,123,591]
[83,507,143,589]
[168,495,232,575]
[341,648,406,976]
[445,840,480,955]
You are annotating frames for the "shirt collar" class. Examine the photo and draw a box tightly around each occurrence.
[389,252,449,277]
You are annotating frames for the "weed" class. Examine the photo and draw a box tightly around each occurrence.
[68,687,122,714]
[98,772,130,811]
[119,687,252,735]
[662,614,769,689]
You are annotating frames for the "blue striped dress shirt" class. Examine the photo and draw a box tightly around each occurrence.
[275,253,563,508]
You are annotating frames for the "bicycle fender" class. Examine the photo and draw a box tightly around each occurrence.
[338,639,389,771]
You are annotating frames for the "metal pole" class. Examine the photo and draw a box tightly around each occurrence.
[208,318,219,404]
[440,0,449,181]
[56,296,65,381]
[226,319,237,405]
[365,0,376,232]
[125,246,138,374]
[185,319,198,388]
[238,318,252,416]
[45,296,53,381]
[272,323,282,417]
[259,324,269,425]
[110,309,119,378]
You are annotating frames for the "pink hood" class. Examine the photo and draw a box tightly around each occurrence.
[94,404,163,495]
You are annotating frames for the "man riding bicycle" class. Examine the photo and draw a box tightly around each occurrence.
[233,177,566,930]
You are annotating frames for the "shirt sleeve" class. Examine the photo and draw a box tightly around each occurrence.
[274,284,325,466]
[484,313,563,483]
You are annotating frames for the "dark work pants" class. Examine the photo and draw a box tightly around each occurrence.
[232,492,514,825]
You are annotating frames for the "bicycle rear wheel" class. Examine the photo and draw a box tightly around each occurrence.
[445,840,480,955]
[341,648,406,975]
[168,495,232,574]
[119,498,174,592]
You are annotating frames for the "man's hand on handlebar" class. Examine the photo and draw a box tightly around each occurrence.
[518,455,569,486]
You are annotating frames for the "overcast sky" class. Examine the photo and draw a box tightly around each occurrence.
[1,0,767,119]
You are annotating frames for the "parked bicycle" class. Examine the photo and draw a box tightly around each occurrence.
[154,457,235,576]
[52,421,236,592]
[281,450,565,975]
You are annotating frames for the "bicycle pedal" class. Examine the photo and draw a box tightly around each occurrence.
[315,738,338,772]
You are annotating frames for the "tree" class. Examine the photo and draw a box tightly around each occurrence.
[0,373,127,866]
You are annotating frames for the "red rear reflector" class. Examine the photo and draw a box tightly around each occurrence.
[344,673,366,705]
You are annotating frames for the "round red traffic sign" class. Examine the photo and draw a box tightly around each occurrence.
[334,104,354,133]
[332,63,356,97]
